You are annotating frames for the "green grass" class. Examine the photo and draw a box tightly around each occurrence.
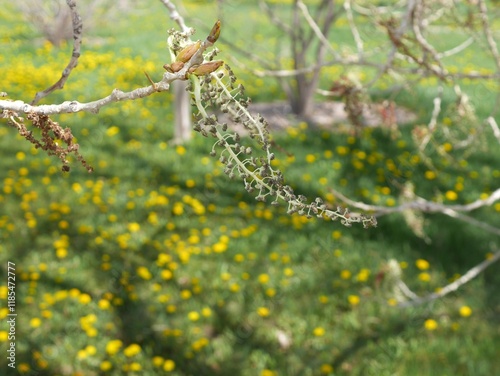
[1,1,500,375]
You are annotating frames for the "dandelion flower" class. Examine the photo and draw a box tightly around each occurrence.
[459,305,472,317]
[313,327,325,337]
[424,319,438,331]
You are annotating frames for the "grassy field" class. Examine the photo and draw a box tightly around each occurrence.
[1,1,500,375]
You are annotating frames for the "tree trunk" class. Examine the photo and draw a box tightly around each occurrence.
[173,80,192,143]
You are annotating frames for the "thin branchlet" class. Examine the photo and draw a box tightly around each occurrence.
[178,23,376,228]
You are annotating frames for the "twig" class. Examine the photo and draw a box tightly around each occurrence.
[477,0,500,71]
[332,188,500,236]
[487,116,500,144]
[31,0,83,105]
[332,187,500,216]
[397,250,500,308]
[436,37,474,59]
[258,0,293,35]
[410,0,448,79]
[343,0,363,58]
[296,0,340,60]
[419,85,442,151]
[1,82,169,116]
[159,0,190,34]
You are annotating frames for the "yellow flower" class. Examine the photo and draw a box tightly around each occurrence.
[161,269,173,280]
[79,294,92,304]
[213,241,227,253]
[424,170,436,180]
[356,268,370,282]
[340,270,351,280]
[106,126,120,137]
[175,145,186,155]
[418,272,431,282]
[320,364,334,374]
[123,343,142,357]
[424,319,438,331]
[137,266,152,280]
[234,254,245,262]
[77,349,87,359]
[153,356,164,367]
[55,248,67,259]
[443,142,453,152]
[105,339,123,355]
[332,230,342,239]
[163,359,175,371]
[180,290,192,300]
[459,305,472,317]
[261,370,276,376]
[387,298,398,306]
[18,363,30,373]
[318,295,329,304]
[188,311,200,321]
[386,197,396,206]
[313,327,325,337]
[0,331,9,341]
[305,154,316,163]
[129,362,142,371]
[127,222,141,232]
[445,190,458,201]
[85,345,97,356]
[348,295,360,306]
[336,146,348,155]
[98,299,111,310]
[379,186,391,195]
[258,273,270,284]
[30,318,41,328]
[86,327,98,337]
[201,307,212,317]
[415,259,430,270]
[100,361,113,371]
[257,307,270,317]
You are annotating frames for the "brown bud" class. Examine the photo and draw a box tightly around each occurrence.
[163,61,185,73]
[176,40,201,63]
[190,60,224,76]
[207,20,221,44]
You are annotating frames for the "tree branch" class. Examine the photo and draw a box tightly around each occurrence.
[159,0,190,34]
[1,81,171,116]
[31,0,83,105]
[397,250,500,308]
[331,187,500,237]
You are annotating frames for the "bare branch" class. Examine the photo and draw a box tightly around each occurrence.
[31,0,83,105]
[436,37,474,59]
[332,187,500,217]
[397,250,500,308]
[477,0,500,71]
[419,85,443,151]
[343,0,363,58]
[159,0,190,34]
[487,116,500,145]
[258,0,293,35]
[296,0,340,60]
[2,82,168,116]
[332,187,500,237]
